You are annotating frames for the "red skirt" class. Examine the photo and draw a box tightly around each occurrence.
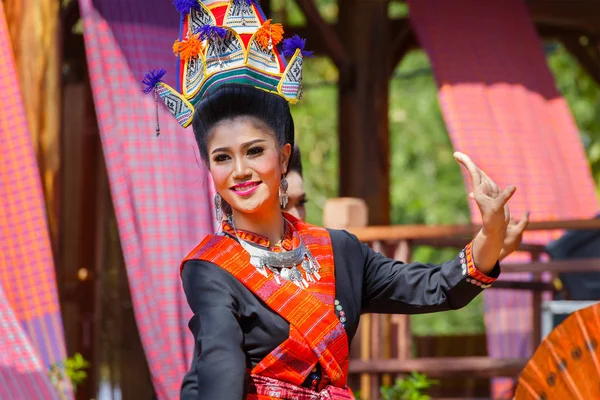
[247,374,355,400]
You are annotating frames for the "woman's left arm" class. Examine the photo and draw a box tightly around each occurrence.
[362,152,515,314]
[360,235,500,314]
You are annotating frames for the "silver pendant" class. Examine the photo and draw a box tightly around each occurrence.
[301,256,320,282]
[231,216,321,288]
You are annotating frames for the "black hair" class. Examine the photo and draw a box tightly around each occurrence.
[288,144,303,177]
[192,84,295,164]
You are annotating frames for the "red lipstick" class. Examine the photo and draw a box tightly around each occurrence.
[230,181,261,196]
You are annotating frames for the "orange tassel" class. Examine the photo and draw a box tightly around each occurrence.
[173,33,204,62]
[255,19,284,50]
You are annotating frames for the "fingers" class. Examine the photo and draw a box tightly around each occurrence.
[504,203,511,222]
[515,211,530,230]
[454,152,482,187]
[498,185,517,205]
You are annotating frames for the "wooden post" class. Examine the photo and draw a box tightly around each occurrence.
[337,0,392,226]
[530,252,543,352]
[322,197,369,229]
[322,198,371,398]
[392,240,413,361]
[4,0,62,249]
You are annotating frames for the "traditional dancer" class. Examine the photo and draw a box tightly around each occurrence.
[142,1,517,398]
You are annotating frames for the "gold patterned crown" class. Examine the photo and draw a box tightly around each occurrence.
[142,0,311,131]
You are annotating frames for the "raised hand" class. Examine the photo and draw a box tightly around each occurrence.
[499,212,530,260]
[454,152,516,237]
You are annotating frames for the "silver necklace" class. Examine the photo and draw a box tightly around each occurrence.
[229,216,321,289]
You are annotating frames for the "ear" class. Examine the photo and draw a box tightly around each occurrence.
[280,143,292,174]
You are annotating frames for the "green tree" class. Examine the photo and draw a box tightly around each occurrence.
[547,43,600,193]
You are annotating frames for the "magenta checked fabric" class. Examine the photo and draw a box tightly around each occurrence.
[78,0,214,398]
[0,2,68,399]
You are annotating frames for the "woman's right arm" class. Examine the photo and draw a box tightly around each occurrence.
[180,260,247,400]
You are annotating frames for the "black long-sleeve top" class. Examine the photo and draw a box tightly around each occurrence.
[180,229,500,399]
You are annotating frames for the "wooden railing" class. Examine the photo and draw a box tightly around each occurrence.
[323,198,600,399]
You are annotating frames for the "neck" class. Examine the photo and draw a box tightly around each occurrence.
[231,205,285,245]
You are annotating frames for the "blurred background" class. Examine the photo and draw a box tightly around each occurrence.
[2,0,600,399]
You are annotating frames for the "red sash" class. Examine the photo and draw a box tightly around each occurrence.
[181,217,349,390]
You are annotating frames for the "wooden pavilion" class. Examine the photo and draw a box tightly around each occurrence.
[3,0,600,399]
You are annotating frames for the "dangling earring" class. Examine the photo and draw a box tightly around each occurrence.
[214,193,223,223]
[279,175,289,208]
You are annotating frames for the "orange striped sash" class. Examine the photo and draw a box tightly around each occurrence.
[182,218,349,388]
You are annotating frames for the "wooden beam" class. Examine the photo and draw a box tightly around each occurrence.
[349,356,526,377]
[491,280,555,292]
[287,19,594,61]
[389,18,414,74]
[286,19,418,58]
[526,0,600,35]
[502,258,600,274]
[561,34,600,87]
[349,218,600,242]
[293,0,349,73]
[412,237,547,254]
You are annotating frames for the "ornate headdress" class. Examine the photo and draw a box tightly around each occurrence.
[142,0,312,134]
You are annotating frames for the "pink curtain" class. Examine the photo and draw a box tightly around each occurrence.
[0,2,68,398]
[78,0,214,398]
[408,0,598,397]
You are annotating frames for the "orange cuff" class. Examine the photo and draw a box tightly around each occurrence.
[461,242,496,289]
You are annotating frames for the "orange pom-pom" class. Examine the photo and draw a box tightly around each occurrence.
[255,19,284,50]
[173,33,204,62]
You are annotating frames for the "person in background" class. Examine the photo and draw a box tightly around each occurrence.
[282,144,306,221]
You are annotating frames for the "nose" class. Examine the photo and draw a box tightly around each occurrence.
[232,156,251,180]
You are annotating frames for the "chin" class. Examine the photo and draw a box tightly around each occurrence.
[229,197,267,215]
[233,203,262,214]
[228,187,276,215]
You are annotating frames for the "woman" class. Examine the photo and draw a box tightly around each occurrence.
[143,3,517,398]
[282,145,307,221]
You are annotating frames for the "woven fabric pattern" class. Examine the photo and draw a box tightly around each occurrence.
[0,2,67,398]
[78,0,214,398]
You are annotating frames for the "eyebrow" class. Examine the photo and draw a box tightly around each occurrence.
[211,139,267,155]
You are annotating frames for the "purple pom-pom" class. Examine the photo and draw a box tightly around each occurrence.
[172,0,200,14]
[282,35,314,58]
[195,25,228,41]
[141,69,167,94]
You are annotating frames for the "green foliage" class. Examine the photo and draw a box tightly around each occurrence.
[380,372,439,400]
[63,353,90,386]
[290,57,339,226]
[546,42,600,195]
[49,353,90,395]
[389,52,470,228]
[389,52,487,335]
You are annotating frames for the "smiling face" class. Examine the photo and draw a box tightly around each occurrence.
[208,116,291,217]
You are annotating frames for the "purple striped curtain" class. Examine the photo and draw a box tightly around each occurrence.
[78,0,214,398]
